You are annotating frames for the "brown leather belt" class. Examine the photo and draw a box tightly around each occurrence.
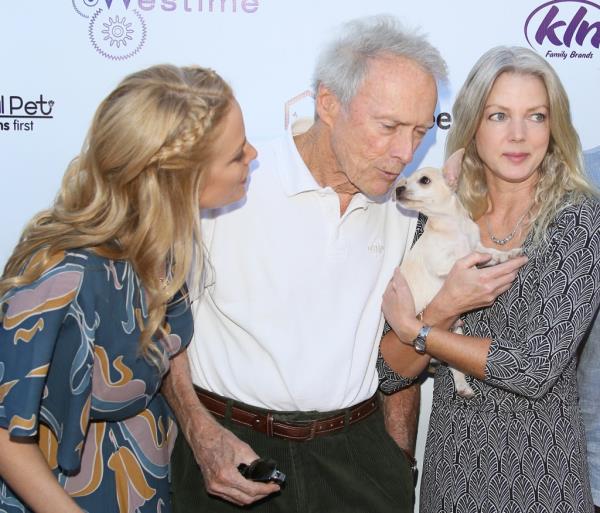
[194,387,379,441]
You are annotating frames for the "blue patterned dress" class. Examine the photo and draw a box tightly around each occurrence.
[420,198,600,513]
[0,250,193,513]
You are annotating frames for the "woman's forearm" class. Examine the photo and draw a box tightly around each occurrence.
[398,318,490,380]
[380,329,431,376]
[0,428,83,513]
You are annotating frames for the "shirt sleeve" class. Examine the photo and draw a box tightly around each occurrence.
[160,284,194,358]
[483,200,600,399]
[0,252,96,473]
[377,322,418,394]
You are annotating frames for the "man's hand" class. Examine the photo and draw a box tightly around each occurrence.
[426,252,527,328]
[382,268,419,343]
[187,412,280,506]
[162,350,279,506]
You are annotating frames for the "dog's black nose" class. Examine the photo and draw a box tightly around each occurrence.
[395,185,406,200]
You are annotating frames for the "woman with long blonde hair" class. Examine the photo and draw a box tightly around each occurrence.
[381,46,600,512]
[0,64,256,513]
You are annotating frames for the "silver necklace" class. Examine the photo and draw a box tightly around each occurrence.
[485,207,531,246]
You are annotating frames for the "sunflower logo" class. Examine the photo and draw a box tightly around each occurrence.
[88,8,147,60]
[101,15,134,48]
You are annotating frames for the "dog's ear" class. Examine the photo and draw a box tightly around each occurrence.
[442,148,465,191]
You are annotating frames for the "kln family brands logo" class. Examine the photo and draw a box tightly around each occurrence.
[72,0,260,61]
[0,95,54,133]
[525,0,600,60]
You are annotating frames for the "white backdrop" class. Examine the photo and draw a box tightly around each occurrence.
[2,1,599,509]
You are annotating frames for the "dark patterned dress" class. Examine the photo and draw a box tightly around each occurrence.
[420,198,600,513]
[0,250,193,513]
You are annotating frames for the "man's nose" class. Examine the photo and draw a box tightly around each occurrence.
[390,132,414,164]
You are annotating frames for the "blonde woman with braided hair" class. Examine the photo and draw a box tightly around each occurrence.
[0,64,256,513]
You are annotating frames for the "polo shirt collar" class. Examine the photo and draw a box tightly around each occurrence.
[278,129,388,208]
[277,128,322,197]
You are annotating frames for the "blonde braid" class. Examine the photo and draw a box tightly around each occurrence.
[1,64,234,365]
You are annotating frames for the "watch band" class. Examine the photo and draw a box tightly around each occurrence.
[413,324,431,354]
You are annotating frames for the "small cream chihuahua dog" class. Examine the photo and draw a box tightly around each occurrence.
[395,149,521,398]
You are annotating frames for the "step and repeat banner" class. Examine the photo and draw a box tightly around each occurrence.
[2,1,599,507]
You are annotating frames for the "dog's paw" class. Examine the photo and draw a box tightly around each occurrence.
[451,368,475,399]
[478,246,523,266]
[456,383,476,399]
[506,247,523,258]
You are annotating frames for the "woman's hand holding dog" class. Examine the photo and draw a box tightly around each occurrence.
[383,251,526,344]
[424,251,527,329]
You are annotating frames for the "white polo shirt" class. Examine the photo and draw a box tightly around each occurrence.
[188,130,417,411]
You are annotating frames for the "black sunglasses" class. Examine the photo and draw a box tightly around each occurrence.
[238,458,286,485]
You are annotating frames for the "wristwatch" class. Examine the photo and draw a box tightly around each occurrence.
[412,325,431,354]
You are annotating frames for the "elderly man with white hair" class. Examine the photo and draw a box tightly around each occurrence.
[163,15,525,513]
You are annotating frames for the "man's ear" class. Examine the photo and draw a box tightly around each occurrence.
[442,148,465,191]
[315,84,341,127]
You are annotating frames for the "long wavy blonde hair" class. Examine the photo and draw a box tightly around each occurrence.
[1,64,233,360]
[446,46,595,245]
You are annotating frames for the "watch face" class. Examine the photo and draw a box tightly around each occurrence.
[413,325,430,354]
[413,336,426,354]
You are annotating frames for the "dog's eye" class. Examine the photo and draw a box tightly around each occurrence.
[419,176,431,185]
